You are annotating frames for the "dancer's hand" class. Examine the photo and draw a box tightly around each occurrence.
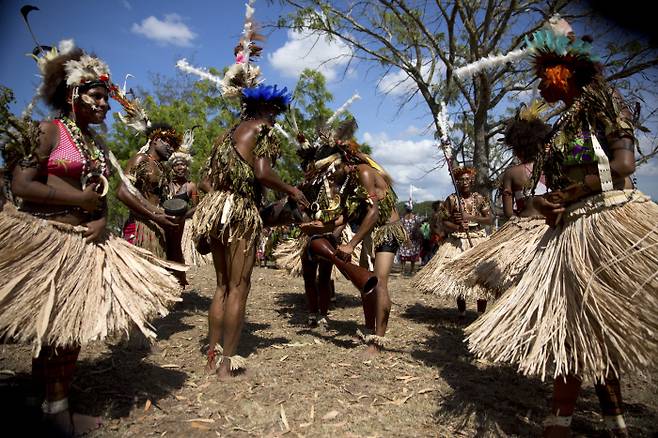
[79,184,101,212]
[153,210,178,228]
[84,216,107,243]
[535,195,566,227]
[336,243,355,261]
[289,187,309,209]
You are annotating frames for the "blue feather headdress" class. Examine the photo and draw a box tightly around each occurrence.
[525,29,599,68]
[242,84,292,110]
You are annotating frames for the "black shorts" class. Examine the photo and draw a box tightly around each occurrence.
[375,236,400,254]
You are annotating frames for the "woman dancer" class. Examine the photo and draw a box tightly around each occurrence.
[0,42,184,435]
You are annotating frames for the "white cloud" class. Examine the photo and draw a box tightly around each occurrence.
[362,131,453,201]
[122,0,132,10]
[402,124,425,137]
[131,14,196,47]
[268,29,352,81]
[377,61,444,96]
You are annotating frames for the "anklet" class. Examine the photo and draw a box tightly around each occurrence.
[42,398,69,415]
[356,329,389,347]
[207,344,223,369]
[218,355,247,371]
[542,414,572,427]
[604,415,627,430]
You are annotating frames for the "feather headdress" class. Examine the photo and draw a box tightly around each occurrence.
[453,14,597,81]
[176,0,263,98]
[168,127,196,165]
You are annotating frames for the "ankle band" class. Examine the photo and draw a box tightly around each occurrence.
[42,398,69,414]
[543,414,572,427]
[604,415,626,430]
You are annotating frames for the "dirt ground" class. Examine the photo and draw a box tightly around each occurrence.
[1,263,657,437]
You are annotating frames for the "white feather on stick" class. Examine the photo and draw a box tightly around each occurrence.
[176,59,223,88]
[326,93,360,125]
[107,151,146,200]
[273,123,298,147]
[122,74,135,95]
[454,48,528,80]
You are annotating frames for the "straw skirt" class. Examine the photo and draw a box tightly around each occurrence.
[0,205,186,355]
[466,190,658,382]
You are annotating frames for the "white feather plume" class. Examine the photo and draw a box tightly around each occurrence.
[64,54,111,86]
[58,39,75,55]
[122,73,135,95]
[176,59,223,88]
[453,48,528,80]
[326,93,361,125]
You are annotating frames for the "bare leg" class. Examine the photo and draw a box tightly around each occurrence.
[301,254,320,317]
[206,237,228,373]
[317,261,333,317]
[400,260,406,276]
[38,346,102,435]
[216,237,256,379]
[544,374,581,438]
[363,251,394,357]
[595,376,628,437]
[409,260,415,275]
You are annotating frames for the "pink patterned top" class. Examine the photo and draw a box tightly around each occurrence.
[46,119,84,180]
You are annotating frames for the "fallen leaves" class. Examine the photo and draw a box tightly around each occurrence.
[322,410,340,421]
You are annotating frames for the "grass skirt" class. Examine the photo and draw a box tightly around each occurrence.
[473,217,549,293]
[427,217,549,299]
[0,205,186,355]
[181,218,212,267]
[191,190,262,250]
[466,190,658,382]
[412,230,489,298]
[124,216,166,258]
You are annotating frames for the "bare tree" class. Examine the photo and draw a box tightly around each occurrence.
[275,0,658,194]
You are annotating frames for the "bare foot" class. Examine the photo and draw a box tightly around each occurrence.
[215,359,247,380]
[45,411,102,437]
[205,353,218,375]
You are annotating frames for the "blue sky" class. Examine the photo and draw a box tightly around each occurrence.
[1,0,657,202]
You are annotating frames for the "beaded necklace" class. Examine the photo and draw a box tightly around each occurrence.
[58,116,108,180]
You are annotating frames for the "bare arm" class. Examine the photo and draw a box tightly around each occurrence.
[253,156,309,208]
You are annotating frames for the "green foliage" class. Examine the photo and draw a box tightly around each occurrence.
[395,200,436,220]
[106,67,344,222]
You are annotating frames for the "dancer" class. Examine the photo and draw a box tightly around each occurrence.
[167,136,212,268]
[412,166,492,316]
[397,202,422,276]
[189,18,309,376]
[466,17,657,437]
[119,124,181,255]
[421,104,552,306]
[0,40,184,435]
[300,131,405,356]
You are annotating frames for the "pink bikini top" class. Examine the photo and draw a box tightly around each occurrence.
[47,119,84,180]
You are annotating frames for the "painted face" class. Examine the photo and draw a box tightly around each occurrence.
[457,174,474,194]
[74,85,109,124]
[172,161,188,178]
[152,137,175,161]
